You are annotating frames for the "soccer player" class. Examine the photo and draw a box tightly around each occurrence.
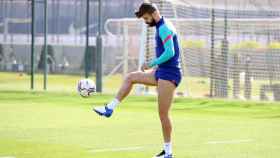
[94,2,181,158]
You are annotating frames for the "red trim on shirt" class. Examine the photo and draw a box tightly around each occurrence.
[163,35,172,45]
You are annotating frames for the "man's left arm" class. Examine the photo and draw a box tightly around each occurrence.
[148,26,175,68]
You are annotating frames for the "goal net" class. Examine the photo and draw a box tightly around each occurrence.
[104,0,280,101]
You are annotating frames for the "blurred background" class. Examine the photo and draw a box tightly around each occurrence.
[0,0,280,101]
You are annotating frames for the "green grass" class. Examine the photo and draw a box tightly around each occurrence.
[1,91,280,158]
[0,72,276,100]
[0,72,135,94]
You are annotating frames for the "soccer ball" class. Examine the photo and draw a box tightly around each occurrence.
[77,79,96,97]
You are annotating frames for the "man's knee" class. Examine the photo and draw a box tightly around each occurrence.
[125,71,140,84]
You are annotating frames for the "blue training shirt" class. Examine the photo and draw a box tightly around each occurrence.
[148,17,180,71]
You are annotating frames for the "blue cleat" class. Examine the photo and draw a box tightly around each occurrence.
[93,105,113,118]
[153,150,173,158]
[164,155,173,158]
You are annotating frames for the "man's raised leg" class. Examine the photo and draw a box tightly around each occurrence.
[93,69,157,117]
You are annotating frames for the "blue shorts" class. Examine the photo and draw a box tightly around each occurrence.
[155,67,182,87]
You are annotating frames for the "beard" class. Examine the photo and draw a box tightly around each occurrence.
[146,19,157,27]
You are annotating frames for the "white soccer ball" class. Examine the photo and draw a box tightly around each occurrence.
[77,79,96,97]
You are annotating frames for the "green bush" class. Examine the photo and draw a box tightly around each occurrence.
[181,40,205,49]
[268,42,280,49]
[229,41,263,54]
[230,41,262,50]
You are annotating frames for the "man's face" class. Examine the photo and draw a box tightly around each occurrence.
[142,13,156,27]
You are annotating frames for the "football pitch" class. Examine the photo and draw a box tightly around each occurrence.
[1,90,280,158]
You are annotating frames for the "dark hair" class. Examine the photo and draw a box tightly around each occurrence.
[135,2,157,18]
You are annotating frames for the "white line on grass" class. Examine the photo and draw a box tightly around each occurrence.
[0,156,16,158]
[89,146,145,153]
[206,139,253,144]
